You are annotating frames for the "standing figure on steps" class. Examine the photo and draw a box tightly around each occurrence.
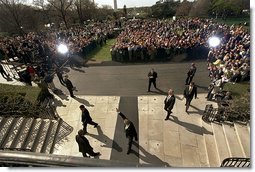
[116,108,138,155]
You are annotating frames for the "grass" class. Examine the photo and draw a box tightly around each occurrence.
[215,17,250,30]
[0,84,41,103]
[87,39,116,61]
[223,81,250,98]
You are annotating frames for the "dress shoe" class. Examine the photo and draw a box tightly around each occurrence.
[94,124,98,128]
[165,118,169,121]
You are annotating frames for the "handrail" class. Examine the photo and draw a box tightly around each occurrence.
[220,157,250,167]
[0,150,145,167]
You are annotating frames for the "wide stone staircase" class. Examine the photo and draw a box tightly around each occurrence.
[0,116,73,154]
[202,120,250,167]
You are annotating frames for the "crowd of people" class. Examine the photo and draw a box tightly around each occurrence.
[0,17,250,158]
[111,18,250,64]
[0,21,117,91]
[111,18,218,61]
[206,23,250,101]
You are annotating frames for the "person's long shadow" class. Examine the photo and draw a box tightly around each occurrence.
[149,88,167,95]
[169,116,213,135]
[73,96,94,107]
[175,95,183,101]
[70,66,85,73]
[53,89,69,101]
[87,126,122,152]
[188,104,204,115]
[196,85,208,91]
[130,142,170,167]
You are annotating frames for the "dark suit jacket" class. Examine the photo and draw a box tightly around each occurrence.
[118,112,137,139]
[81,108,92,122]
[184,85,197,100]
[125,122,138,139]
[164,95,175,111]
[148,71,157,81]
[187,67,196,76]
[76,135,93,153]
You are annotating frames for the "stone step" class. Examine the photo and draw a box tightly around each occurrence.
[33,119,51,152]
[15,118,35,149]
[234,123,250,158]
[25,119,42,150]
[202,121,220,167]
[211,123,230,163]
[197,134,210,167]
[0,117,18,148]
[3,117,25,149]
[41,120,59,153]
[222,123,245,157]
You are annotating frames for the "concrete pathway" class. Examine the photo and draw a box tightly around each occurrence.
[53,93,218,167]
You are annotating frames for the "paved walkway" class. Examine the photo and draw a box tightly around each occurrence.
[0,62,221,167]
[52,93,217,167]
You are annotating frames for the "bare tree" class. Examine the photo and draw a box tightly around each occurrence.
[0,0,26,34]
[48,0,74,29]
[189,0,211,17]
[33,0,54,27]
[73,0,96,24]
[175,0,193,17]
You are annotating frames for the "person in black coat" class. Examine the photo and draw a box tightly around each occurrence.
[116,108,138,154]
[56,68,65,86]
[75,129,100,158]
[147,68,158,92]
[164,89,176,120]
[183,82,197,112]
[64,75,75,97]
[80,105,98,134]
[186,63,196,85]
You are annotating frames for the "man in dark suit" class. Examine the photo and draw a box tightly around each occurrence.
[186,63,196,85]
[64,75,75,97]
[148,68,158,92]
[80,105,98,134]
[56,68,65,86]
[183,82,197,112]
[75,129,100,158]
[164,89,176,120]
[116,108,138,154]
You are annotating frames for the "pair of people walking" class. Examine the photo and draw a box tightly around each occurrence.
[76,105,100,158]
[164,82,197,120]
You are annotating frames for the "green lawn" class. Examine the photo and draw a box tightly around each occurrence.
[223,81,250,98]
[216,17,250,30]
[0,84,41,103]
[87,39,116,61]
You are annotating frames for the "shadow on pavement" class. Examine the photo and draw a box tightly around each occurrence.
[131,142,170,167]
[70,66,85,73]
[148,88,167,95]
[73,96,94,107]
[188,104,204,115]
[169,116,213,135]
[54,89,70,101]
[53,98,67,107]
[196,84,208,91]
[87,126,123,152]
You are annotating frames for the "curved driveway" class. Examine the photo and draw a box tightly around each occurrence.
[54,61,210,96]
